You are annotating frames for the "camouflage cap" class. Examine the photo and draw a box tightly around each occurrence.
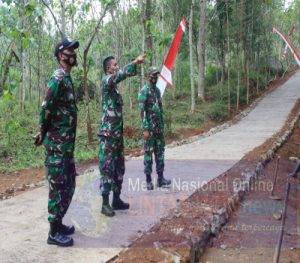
[147,66,160,76]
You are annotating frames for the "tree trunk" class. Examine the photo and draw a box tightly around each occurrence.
[20,0,26,112]
[129,78,133,114]
[256,51,259,94]
[83,50,93,144]
[82,4,108,144]
[29,64,32,102]
[41,0,63,38]
[189,0,195,112]
[236,0,241,111]
[60,0,66,37]
[138,0,145,86]
[144,0,153,64]
[37,20,42,110]
[237,65,240,111]
[71,0,75,38]
[220,53,225,90]
[110,9,120,59]
[246,58,249,104]
[198,0,206,100]
[226,0,230,115]
[0,44,19,92]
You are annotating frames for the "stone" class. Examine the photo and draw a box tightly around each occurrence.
[273,213,282,220]
[5,187,14,194]
[220,244,227,250]
[16,186,25,192]
[153,241,163,249]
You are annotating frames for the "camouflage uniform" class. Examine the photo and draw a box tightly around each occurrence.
[138,82,165,177]
[98,63,137,195]
[39,66,77,223]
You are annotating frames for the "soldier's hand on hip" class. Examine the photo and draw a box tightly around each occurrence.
[133,54,146,64]
[144,131,150,141]
[33,132,43,146]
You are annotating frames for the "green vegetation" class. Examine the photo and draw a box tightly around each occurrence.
[0,79,274,173]
[0,0,299,172]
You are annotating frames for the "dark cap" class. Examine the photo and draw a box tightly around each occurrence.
[147,66,160,76]
[54,38,79,57]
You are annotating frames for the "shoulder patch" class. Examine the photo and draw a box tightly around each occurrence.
[141,85,148,93]
[53,68,66,81]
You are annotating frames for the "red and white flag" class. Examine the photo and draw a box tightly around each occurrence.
[281,24,295,60]
[273,27,300,66]
[157,18,186,96]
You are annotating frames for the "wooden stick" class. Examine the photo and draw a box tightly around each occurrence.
[270,157,280,196]
[272,182,290,263]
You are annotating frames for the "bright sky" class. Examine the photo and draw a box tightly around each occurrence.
[284,0,293,8]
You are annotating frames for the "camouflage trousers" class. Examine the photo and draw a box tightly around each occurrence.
[144,132,165,176]
[99,136,125,195]
[45,151,76,223]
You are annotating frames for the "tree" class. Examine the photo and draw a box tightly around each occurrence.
[59,0,66,37]
[189,0,195,112]
[198,0,206,100]
[226,0,230,115]
[41,0,64,38]
[143,0,153,64]
[0,43,20,94]
[82,3,109,144]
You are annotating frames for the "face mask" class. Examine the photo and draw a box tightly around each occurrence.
[109,68,117,74]
[150,75,158,84]
[62,53,77,66]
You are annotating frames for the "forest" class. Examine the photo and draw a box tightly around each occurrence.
[0,0,299,172]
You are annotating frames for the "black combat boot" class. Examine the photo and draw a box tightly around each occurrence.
[58,219,75,235]
[47,221,74,247]
[289,161,300,178]
[101,194,115,217]
[157,173,171,187]
[146,174,154,190]
[112,190,130,210]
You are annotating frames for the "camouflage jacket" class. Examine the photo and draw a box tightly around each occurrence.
[39,66,77,156]
[138,82,164,133]
[98,63,137,139]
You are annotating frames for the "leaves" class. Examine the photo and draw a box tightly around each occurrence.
[3,0,12,5]
[0,0,298,173]
[101,0,115,6]
[25,0,36,16]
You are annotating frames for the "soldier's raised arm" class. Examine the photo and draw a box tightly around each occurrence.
[104,54,146,88]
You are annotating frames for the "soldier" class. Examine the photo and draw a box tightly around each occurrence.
[138,66,171,190]
[99,54,145,217]
[34,38,79,247]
